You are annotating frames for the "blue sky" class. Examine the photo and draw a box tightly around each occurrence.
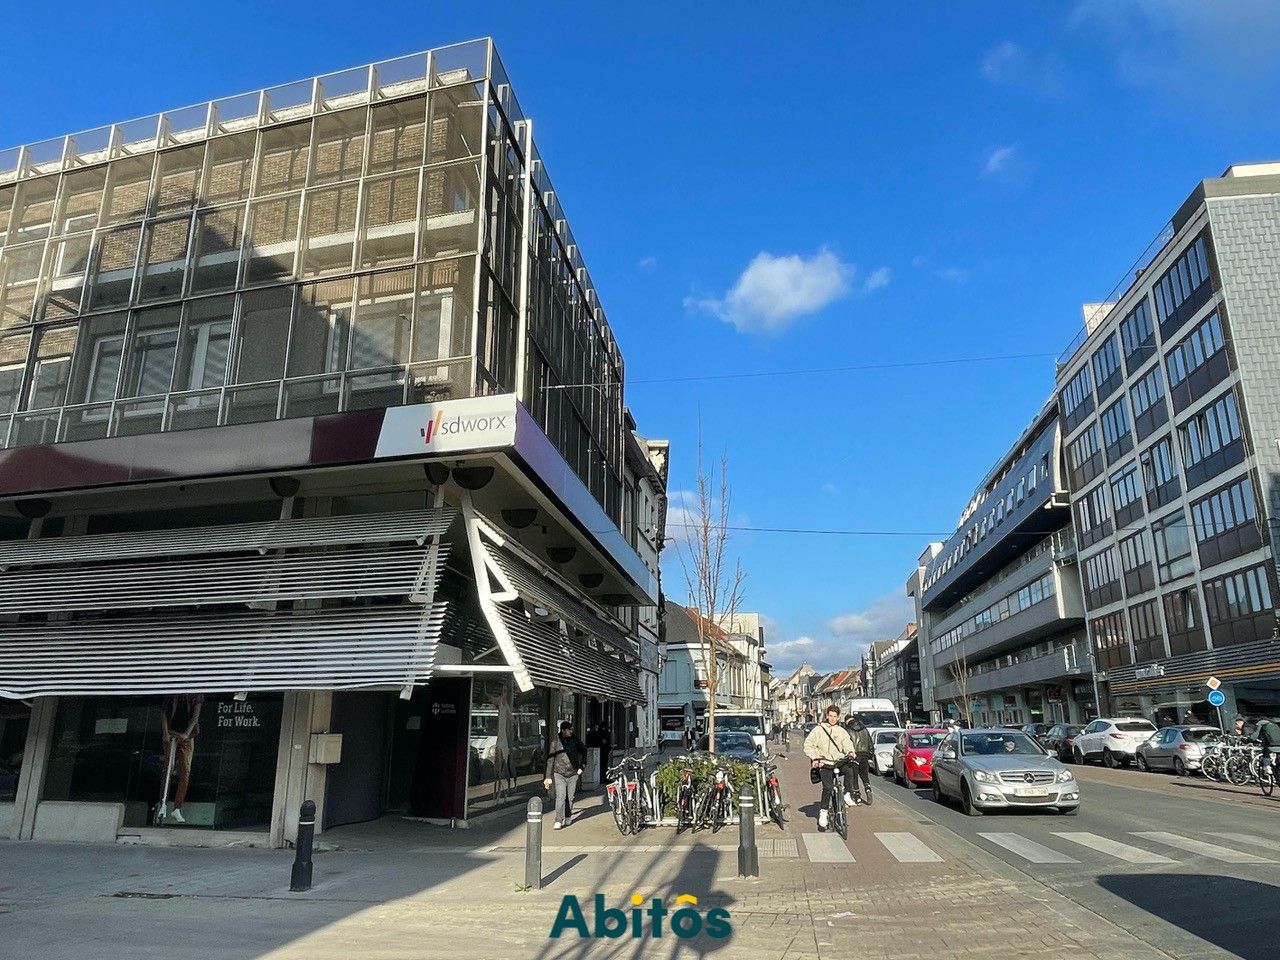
[6,2,1280,672]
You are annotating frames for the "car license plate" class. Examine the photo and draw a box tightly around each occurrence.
[1014,787,1049,797]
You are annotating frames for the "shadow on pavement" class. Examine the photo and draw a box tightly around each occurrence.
[1096,873,1280,960]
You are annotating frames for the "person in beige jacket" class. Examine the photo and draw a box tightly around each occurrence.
[803,705,857,829]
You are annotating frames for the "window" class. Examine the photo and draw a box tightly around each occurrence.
[1152,234,1212,336]
[1163,588,1205,655]
[1083,548,1122,607]
[255,122,311,196]
[0,336,27,415]
[1100,397,1133,462]
[1092,611,1131,670]
[10,176,58,242]
[66,312,126,407]
[1067,423,1103,489]
[1151,510,1194,583]
[1110,462,1144,528]
[233,287,293,384]
[28,325,77,410]
[309,109,366,185]
[1119,298,1155,370]
[122,306,180,398]
[1203,564,1275,648]
[174,296,233,391]
[1130,365,1167,421]
[1140,436,1181,509]
[152,144,205,217]
[1060,365,1095,431]
[203,133,256,206]
[56,167,107,234]
[189,205,245,294]
[359,171,419,269]
[1075,483,1112,548]
[1166,312,1225,388]
[137,217,192,302]
[1179,389,1243,488]
[367,97,427,174]
[426,84,485,164]
[87,225,142,311]
[101,156,155,226]
[1119,530,1155,596]
[1091,333,1123,399]
[1191,475,1257,544]
[244,193,302,286]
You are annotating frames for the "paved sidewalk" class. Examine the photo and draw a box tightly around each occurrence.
[0,751,1185,959]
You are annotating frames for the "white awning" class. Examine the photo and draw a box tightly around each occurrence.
[0,509,452,698]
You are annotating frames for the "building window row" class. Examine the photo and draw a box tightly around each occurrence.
[1139,435,1181,509]
[1178,388,1243,489]
[1075,482,1113,549]
[1166,311,1224,389]
[1119,297,1155,371]
[1100,396,1133,463]
[929,571,1057,655]
[1083,546,1123,607]
[1060,365,1095,431]
[1091,332,1123,400]
[1150,509,1195,584]
[1119,530,1156,596]
[1191,473,1263,569]
[1092,610,1130,670]
[1067,423,1103,490]
[1152,234,1212,336]
[1203,563,1275,649]
[1110,461,1145,529]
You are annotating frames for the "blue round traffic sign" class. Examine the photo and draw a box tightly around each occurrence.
[1207,689,1226,707]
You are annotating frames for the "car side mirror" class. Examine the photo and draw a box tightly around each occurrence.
[936,749,955,760]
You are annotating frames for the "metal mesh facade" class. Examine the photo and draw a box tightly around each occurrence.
[0,39,627,524]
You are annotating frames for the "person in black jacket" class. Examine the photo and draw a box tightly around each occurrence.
[1250,715,1280,778]
[543,721,586,829]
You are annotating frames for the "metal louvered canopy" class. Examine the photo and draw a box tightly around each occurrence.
[0,544,450,614]
[0,508,457,570]
[497,607,643,704]
[489,549,636,658]
[0,605,446,698]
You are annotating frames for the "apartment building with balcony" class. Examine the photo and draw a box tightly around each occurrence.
[909,401,1095,727]
[0,40,667,846]
[1054,162,1280,725]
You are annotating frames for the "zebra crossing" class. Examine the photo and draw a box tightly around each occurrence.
[799,828,1279,866]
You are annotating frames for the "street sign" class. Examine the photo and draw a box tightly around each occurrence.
[1206,676,1222,691]
[1207,689,1226,707]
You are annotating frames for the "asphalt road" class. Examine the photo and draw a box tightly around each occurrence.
[870,758,1280,960]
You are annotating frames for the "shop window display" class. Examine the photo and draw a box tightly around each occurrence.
[466,677,549,816]
[42,693,281,830]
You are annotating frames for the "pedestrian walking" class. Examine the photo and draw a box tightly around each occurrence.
[803,705,857,831]
[543,720,586,830]
[844,715,874,804]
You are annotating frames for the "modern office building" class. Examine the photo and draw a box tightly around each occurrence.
[1054,162,1280,725]
[909,401,1095,727]
[0,39,668,846]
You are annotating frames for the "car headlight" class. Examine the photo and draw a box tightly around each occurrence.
[912,755,928,766]
[1056,769,1075,783]
[972,770,997,784]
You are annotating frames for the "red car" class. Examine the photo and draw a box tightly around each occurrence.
[892,728,949,787]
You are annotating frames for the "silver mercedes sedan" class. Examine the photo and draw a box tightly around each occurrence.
[931,728,1080,816]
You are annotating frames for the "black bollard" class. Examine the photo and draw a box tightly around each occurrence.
[737,782,759,878]
[524,795,543,891]
[290,799,316,892]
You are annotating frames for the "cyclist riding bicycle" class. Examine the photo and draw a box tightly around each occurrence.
[804,705,857,831]
[1250,715,1280,776]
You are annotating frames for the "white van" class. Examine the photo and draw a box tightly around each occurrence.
[712,710,768,751]
[840,698,902,731]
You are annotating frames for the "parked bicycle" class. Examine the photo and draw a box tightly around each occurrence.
[605,752,657,835]
[695,757,737,833]
[758,751,787,828]
[667,754,700,832]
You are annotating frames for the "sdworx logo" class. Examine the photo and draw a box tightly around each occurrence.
[549,893,731,940]
[420,410,511,446]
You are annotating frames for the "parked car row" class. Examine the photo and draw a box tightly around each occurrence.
[1024,718,1224,778]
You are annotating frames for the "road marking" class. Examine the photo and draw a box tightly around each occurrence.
[1208,832,1280,854]
[801,832,856,863]
[978,832,1079,864]
[1051,832,1174,864]
[1132,831,1275,864]
[875,832,943,863]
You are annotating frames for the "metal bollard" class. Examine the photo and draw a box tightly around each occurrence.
[737,782,759,878]
[524,795,543,891]
[290,799,316,892]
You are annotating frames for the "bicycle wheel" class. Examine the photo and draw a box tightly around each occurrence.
[1261,766,1275,798]
[1226,754,1253,785]
[832,795,847,840]
[610,786,629,835]
[693,789,713,831]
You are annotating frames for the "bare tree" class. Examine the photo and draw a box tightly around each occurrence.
[947,649,974,727]
[676,436,746,752]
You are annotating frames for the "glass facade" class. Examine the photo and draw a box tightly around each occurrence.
[42,693,282,830]
[0,699,29,803]
[0,40,628,526]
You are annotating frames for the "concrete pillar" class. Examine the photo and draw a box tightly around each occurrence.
[14,697,58,841]
[270,691,335,848]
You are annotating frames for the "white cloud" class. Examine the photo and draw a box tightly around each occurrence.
[861,266,891,294]
[937,266,969,285]
[983,145,1018,176]
[821,482,839,496]
[980,41,1066,97]
[637,255,658,271]
[687,248,866,335]
[826,591,915,647]
[1072,1,1280,101]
